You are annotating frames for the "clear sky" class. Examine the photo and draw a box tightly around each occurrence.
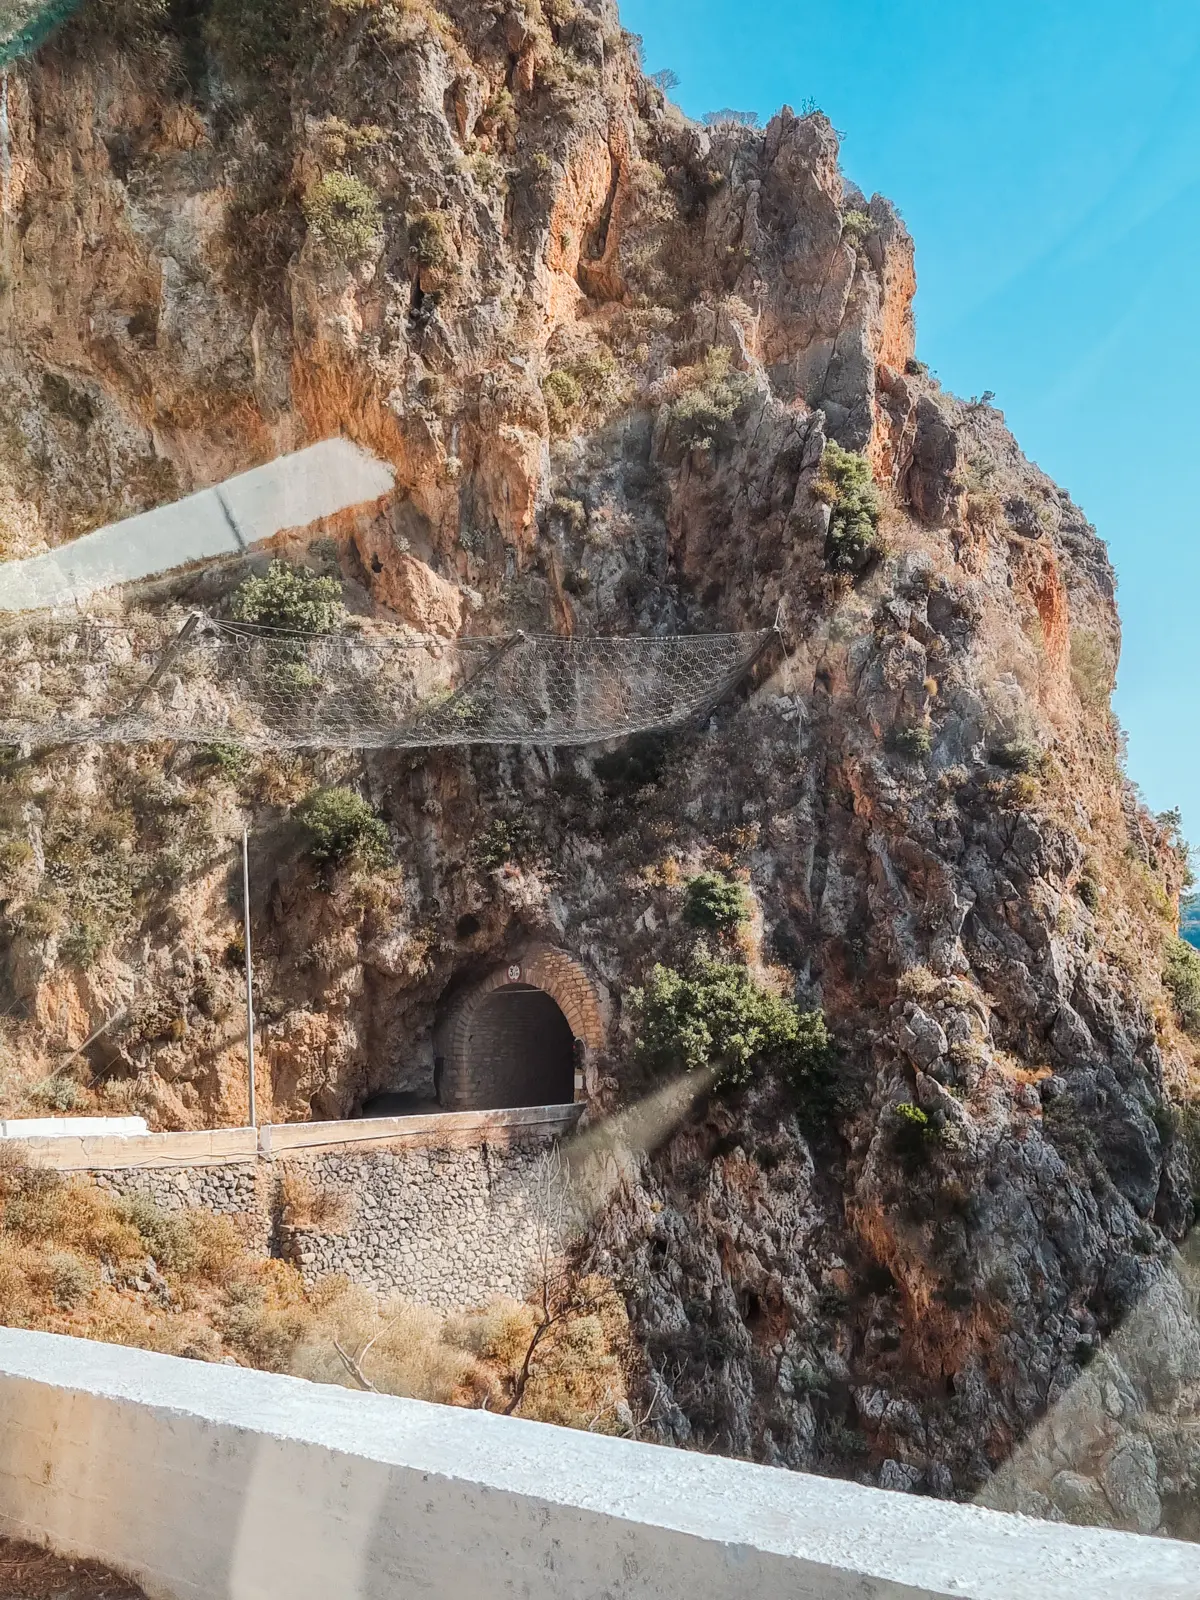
[623,0,1200,843]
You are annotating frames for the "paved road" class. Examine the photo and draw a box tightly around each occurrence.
[0,438,395,612]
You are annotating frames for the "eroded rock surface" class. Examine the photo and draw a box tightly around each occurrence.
[0,0,1197,1533]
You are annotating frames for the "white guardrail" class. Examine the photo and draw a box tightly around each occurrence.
[0,1328,1194,1600]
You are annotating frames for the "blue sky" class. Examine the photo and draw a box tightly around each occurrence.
[623,0,1200,844]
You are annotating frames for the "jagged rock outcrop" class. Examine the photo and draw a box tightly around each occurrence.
[1,0,1197,1534]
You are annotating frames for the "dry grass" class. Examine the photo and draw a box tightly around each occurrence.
[0,1147,631,1427]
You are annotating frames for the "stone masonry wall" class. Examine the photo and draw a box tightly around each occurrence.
[87,1138,563,1312]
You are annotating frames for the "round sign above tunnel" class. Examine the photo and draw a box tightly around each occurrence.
[434,945,605,1113]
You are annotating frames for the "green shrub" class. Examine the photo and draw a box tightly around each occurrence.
[1164,937,1200,1035]
[542,347,620,434]
[471,818,536,871]
[303,172,384,261]
[206,0,325,76]
[991,737,1043,774]
[891,723,932,760]
[1077,874,1100,912]
[229,561,343,634]
[60,920,107,968]
[841,208,872,245]
[198,742,251,780]
[891,1101,938,1165]
[294,787,389,870]
[1070,629,1112,710]
[407,209,452,271]
[669,348,752,451]
[682,872,749,936]
[30,1075,83,1113]
[815,441,882,573]
[630,955,831,1094]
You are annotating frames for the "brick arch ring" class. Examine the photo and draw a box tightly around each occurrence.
[434,943,606,1111]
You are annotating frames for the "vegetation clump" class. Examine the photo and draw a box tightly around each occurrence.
[815,440,883,573]
[669,347,752,452]
[991,737,1044,774]
[631,955,832,1094]
[682,871,749,936]
[891,723,932,761]
[303,172,384,262]
[0,1148,630,1426]
[542,346,621,435]
[294,787,389,870]
[406,209,452,272]
[229,561,343,634]
[891,1101,939,1167]
[471,818,537,871]
[1164,937,1200,1035]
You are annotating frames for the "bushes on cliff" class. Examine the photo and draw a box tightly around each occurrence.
[303,172,384,262]
[1164,937,1200,1035]
[682,872,748,937]
[668,347,752,452]
[229,561,343,634]
[631,955,831,1095]
[815,441,882,573]
[294,787,389,870]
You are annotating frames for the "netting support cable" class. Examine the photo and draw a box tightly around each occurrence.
[393,628,526,748]
[124,611,202,719]
[689,617,785,732]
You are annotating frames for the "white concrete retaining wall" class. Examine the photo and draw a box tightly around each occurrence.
[0,439,393,612]
[0,1115,148,1139]
[15,1105,582,1171]
[0,1329,1194,1600]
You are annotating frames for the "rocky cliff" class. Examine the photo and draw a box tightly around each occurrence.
[2,0,1199,1534]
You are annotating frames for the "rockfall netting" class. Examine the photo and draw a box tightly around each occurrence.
[0,0,79,65]
[0,613,777,750]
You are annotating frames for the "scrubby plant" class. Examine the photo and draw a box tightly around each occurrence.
[542,346,621,434]
[406,208,452,271]
[891,1101,939,1167]
[682,871,749,936]
[471,818,537,871]
[1077,874,1101,912]
[303,172,384,261]
[630,955,831,1094]
[669,347,752,451]
[294,787,389,870]
[229,561,343,634]
[891,723,932,761]
[29,1075,83,1113]
[1164,937,1200,1035]
[841,208,872,245]
[991,737,1044,774]
[815,441,883,573]
[1070,628,1112,710]
[206,0,325,76]
[59,919,107,968]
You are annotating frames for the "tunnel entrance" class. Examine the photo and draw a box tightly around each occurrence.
[433,945,605,1113]
[451,983,576,1111]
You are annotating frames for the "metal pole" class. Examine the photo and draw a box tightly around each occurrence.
[242,828,257,1129]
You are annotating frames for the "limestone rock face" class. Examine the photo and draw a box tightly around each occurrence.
[0,0,1197,1538]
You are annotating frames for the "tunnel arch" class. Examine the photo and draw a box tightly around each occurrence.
[434,944,605,1112]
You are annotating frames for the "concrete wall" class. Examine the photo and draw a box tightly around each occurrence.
[0,1329,1194,1600]
[0,440,393,612]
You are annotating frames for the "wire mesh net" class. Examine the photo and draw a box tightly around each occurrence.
[0,613,774,750]
[0,0,80,65]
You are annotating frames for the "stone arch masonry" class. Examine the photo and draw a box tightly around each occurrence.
[435,943,606,1113]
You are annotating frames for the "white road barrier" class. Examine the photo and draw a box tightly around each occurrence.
[0,1328,1194,1600]
[0,439,394,612]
